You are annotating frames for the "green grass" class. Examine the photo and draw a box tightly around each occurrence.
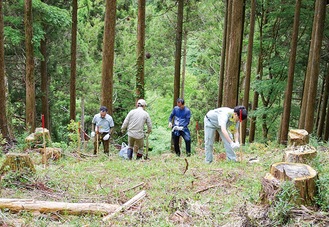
[0,140,328,226]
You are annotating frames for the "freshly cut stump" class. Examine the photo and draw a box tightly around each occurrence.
[264,162,318,205]
[0,153,36,175]
[288,129,309,146]
[283,145,317,164]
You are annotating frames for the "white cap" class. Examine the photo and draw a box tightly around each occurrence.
[137,99,147,106]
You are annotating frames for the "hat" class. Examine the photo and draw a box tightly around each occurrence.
[100,106,108,112]
[137,99,147,106]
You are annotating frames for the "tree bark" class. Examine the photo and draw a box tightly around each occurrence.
[242,0,256,144]
[173,0,184,106]
[136,0,146,99]
[70,0,77,121]
[261,162,318,206]
[0,0,11,144]
[40,36,50,130]
[223,0,244,107]
[299,0,326,133]
[317,63,329,139]
[101,0,116,114]
[0,199,120,216]
[0,153,35,175]
[279,0,301,145]
[217,0,228,108]
[25,0,35,133]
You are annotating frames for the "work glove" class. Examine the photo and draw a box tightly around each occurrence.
[230,142,240,149]
[168,122,172,128]
[91,131,95,137]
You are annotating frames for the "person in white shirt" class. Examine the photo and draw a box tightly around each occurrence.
[91,106,114,155]
[204,106,247,163]
[121,99,152,160]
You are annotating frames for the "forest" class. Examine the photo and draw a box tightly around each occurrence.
[0,0,329,226]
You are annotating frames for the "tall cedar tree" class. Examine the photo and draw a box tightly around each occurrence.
[318,66,329,139]
[136,0,146,99]
[279,0,301,145]
[299,0,326,133]
[25,0,35,133]
[249,3,265,143]
[0,0,11,143]
[101,0,116,114]
[70,0,77,121]
[40,36,50,129]
[173,0,184,106]
[242,0,256,144]
[223,0,244,107]
[217,0,228,108]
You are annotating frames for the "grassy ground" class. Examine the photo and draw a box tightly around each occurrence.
[0,141,328,226]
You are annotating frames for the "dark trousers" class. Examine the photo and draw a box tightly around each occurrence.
[172,130,191,156]
[94,133,109,154]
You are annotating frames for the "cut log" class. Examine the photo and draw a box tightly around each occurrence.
[102,190,146,221]
[283,145,317,164]
[0,198,120,215]
[0,153,35,175]
[264,162,318,205]
[288,129,309,146]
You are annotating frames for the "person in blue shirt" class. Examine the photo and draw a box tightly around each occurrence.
[168,98,191,156]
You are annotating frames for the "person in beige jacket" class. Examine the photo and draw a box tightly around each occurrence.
[121,99,152,160]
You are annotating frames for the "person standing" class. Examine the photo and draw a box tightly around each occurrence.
[121,99,152,160]
[204,105,247,163]
[91,106,114,155]
[168,98,191,157]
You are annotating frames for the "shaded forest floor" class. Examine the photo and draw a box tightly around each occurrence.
[0,142,329,226]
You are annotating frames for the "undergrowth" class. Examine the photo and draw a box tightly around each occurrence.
[0,136,328,226]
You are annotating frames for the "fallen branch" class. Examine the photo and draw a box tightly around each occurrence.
[0,198,120,215]
[123,182,145,192]
[195,184,223,194]
[183,158,189,174]
[102,190,146,222]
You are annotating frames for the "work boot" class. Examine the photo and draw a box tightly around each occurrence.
[127,148,133,160]
[136,153,143,160]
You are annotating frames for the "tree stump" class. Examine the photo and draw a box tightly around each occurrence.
[260,162,317,206]
[25,127,52,149]
[37,147,62,161]
[283,145,317,164]
[288,129,309,146]
[0,153,36,175]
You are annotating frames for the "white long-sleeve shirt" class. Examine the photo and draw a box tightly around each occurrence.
[121,107,152,139]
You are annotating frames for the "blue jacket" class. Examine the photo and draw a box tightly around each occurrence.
[169,106,191,128]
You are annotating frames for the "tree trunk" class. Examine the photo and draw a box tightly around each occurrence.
[25,0,35,133]
[283,145,316,164]
[288,129,309,146]
[70,0,77,121]
[261,162,318,206]
[136,0,146,99]
[217,0,228,108]
[317,63,329,139]
[101,0,116,114]
[223,0,244,107]
[279,0,301,145]
[40,36,50,130]
[0,0,11,145]
[242,0,256,144]
[0,153,35,175]
[249,2,265,143]
[173,0,184,105]
[0,199,120,216]
[299,0,326,133]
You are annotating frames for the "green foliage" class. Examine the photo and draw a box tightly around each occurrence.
[67,120,80,149]
[269,181,299,226]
